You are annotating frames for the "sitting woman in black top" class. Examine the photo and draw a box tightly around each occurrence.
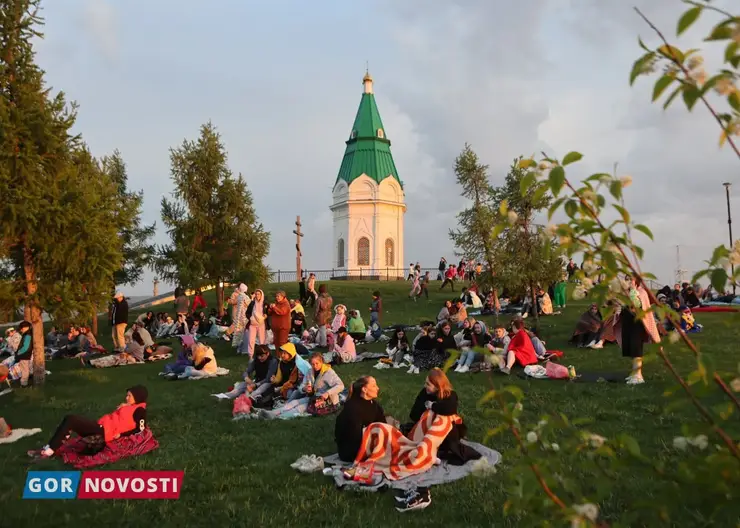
[334,376,399,463]
[406,368,480,465]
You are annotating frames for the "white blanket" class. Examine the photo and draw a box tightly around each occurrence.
[0,427,42,444]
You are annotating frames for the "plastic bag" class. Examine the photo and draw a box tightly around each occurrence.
[232,393,253,416]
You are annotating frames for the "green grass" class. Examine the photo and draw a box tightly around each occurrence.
[1,281,739,527]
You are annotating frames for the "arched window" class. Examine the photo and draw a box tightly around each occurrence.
[384,238,394,267]
[357,237,370,266]
[337,238,345,268]
[377,128,385,139]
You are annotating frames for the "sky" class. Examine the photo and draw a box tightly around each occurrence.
[32,0,738,296]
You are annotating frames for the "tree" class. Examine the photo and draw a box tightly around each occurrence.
[0,0,79,384]
[103,150,155,288]
[491,158,564,328]
[156,122,270,315]
[448,144,501,307]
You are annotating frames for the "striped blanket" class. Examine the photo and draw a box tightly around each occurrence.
[354,410,460,480]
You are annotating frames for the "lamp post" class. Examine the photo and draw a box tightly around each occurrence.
[723,182,735,295]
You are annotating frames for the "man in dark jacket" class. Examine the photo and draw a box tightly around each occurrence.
[111,292,129,352]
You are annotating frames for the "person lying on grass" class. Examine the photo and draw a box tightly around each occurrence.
[28,385,148,459]
[404,368,481,465]
[334,376,400,463]
[259,352,344,419]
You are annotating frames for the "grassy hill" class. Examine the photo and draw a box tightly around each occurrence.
[1,280,739,526]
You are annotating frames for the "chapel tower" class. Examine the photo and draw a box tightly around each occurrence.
[330,72,406,277]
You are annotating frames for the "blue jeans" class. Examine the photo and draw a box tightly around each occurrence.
[370,312,379,326]
[459,350,478,367]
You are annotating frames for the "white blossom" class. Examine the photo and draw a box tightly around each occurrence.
[609,278,623,293]
[572,287,587,300]
[729,241,740,266]
[587,434,607,448]
[581,277,594,290]
[730,377,740,392]
[673,436,688,451]
[507,210,519,225]
[582,260,598,274]
[573,503,600,522]
[668,331,680,344]
[514,403,523,411]
[620,175,633,188]
[688,435,708,451]
[526,431,538,444]
[551,443,560,452]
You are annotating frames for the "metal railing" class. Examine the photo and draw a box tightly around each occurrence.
[268,267,443,283]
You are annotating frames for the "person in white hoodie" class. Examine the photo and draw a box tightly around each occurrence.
[241,289,265,358]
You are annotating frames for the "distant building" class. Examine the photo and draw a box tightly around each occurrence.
[330,72,406,277]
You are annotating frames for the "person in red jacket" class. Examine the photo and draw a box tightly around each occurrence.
[269,291,292,348]
[28,385,148,459]
[498,319,538,374]
[191,289,207,314]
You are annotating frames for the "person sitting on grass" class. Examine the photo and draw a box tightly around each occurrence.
[180,342,218,378]
[482,325,511,369]
[9,321,33,387]
[334,376,399,463]
[162,335,196,377]
[259,352,345,419]
[332,327,356,364]
[455,321,493,373]
[449,300,467,327]
[405,368,481,464]
[243,344,279,404]
[386,328,411,368]
[496,319,538,374]
[347,310,366,342]
[570,303,604,349]
[28,385,148,459]
[437,300,452,325]
[272,343,311,402]
[408,322,456,374]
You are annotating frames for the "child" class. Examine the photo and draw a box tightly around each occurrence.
[409,271,421,300]
[290,300,306,335]
[369,291,382,327]
[331,304,347,334]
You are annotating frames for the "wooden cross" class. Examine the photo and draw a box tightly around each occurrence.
[293,216,304,281]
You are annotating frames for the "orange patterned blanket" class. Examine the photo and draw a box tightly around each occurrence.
[354,410,460,480]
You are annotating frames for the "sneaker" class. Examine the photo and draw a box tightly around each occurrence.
[396,489,431,512]
[592,340,604,349]
[406,365,416,374]
[500,367,511,375]
[585,340,596,348]
[394,488,420,503]
[457,365,469,374]
[453,364,461,373]
[412,366,420,375]
[626,374,645,385]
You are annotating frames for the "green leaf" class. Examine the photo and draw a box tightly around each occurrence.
[564,200,578,218]
[682,84,701,110]
[634,224,654,240]
[663,85,682,109]
[614,204,630,224]
[499,199,508,216]
[726,42,739,64]
[517,158,536,169]
[609,180,623,200]
[710,245,729,265]
[620,434,642,457]
[652,75,675,101]
[533,182,550,204]
[629,52,655,85]
[676,6,701,36]
[548,197,566,220]
[710,268,728,293]
[729,92,740,113]
[638,36,650,52]
[657,44,684,63]
[706,22,733,41]
[562,151,583,166]
[548,166,566,196]
[520,172,536,196]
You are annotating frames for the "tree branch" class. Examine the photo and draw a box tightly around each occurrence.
[633,7,740,162]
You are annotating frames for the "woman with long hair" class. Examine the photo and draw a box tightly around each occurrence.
[314,284,333,347]
[386,328,410,367]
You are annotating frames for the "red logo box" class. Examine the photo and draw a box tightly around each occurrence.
[77,471,183,499]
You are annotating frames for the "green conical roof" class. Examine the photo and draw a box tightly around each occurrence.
[335,73,403,188]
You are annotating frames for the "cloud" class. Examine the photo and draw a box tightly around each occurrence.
[81,0,118,62]
[32,0,739,294]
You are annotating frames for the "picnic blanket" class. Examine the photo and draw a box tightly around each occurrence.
[324,440,500,492]
[0,428,42,444]
[691,306,738,313]
[56,428,159,469]
[353,410,459,481]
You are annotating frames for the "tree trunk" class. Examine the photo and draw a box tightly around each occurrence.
[529,278,540,333]
[91,303,98,336]
[216,280,225,317]
[23,248,45,385]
